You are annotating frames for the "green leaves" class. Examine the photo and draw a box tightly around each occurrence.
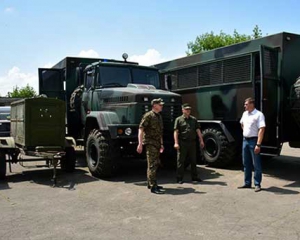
[7,84,37,98]
[186,25,263,55]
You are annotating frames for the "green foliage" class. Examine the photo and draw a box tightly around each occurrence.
[186,25,264,55]
[7,84,37,98]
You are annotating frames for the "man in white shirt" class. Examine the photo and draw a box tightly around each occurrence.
[238,97,266,192]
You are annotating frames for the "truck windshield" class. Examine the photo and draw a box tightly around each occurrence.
[98,66,131,87]
[98,66,160,88]
[0,113,10,120]
[132,68,159,88]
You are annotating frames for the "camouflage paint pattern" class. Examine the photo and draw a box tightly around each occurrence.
[155,32,300,153]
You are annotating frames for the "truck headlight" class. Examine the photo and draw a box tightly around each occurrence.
[125,128,132,136]
[144,97,148,101]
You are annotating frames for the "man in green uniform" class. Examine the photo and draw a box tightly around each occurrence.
[174,103,205,184]
[137,98,164,194]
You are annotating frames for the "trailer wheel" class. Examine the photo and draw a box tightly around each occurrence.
[86,129,119,178]
[202,128,236,167]
[0,150,6,180]
[61,147,76,172]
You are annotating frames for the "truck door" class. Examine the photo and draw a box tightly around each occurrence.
[38,68,65,100]
[259,45,280,155]
[81,68,96,125]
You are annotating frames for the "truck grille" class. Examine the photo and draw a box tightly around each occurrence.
[140,104,181,131]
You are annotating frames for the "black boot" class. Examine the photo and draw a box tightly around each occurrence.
[151,186,164,194]
[176,178,183,184]
[147,182,163,190]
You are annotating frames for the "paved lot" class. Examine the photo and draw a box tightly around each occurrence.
[0,144,300,240]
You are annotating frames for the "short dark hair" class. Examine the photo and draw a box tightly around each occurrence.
[245,97,255,105]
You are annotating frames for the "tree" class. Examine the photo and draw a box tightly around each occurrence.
[7,84,37,98]
[186,25,264,55]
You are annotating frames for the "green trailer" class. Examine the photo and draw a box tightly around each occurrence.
[155,32,300,167]
[0,98,76,184]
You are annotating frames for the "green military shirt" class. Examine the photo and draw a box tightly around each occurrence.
[174,115,200,141]
[139,110,163,148]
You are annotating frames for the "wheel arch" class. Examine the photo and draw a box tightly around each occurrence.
[85,111,120,140]
[199,120,236,143]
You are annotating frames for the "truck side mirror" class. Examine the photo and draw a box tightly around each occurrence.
[76,67,83,86]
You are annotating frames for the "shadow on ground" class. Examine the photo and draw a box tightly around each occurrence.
[105,157,227,191]
[262,155,300,188]
[0,167,98,190]
[263,186,299,195]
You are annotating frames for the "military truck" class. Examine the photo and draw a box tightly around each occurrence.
[0,98,76,183]
[155,32,300,167]
[38,54,182,178]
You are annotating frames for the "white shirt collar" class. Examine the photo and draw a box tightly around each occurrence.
[248,108,257,115]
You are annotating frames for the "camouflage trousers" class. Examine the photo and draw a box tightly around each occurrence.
[145,144,160,188]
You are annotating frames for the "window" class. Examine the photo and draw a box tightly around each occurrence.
[0,112,10,120]
[199,62,222,86]
[85,69,95,89]
[98,66,131,87]
[223,55,251,83]
[132,68,159,88]
[168,54,252,90]
[177,67,198,88]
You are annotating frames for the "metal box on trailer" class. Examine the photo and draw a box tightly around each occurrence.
[10,98,66,148]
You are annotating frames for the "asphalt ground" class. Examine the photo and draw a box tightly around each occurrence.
[0,144,300,240]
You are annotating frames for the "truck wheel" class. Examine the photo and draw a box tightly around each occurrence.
[61,147,76,172]
[86,129,118,178]
[0,151,6,180]
[202,128,236,167]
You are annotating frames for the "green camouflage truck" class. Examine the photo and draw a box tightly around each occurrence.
[155,32,300,167]
[39,54,182,178]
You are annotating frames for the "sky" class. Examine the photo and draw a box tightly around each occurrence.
[1,0,300,96]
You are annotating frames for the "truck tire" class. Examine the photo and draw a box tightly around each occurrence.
[86,129,118,178]
[0,150,6,180]
[202,128,236,167]
[61,147,76,172]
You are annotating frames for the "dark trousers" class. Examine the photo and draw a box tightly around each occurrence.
[177,140,198,179]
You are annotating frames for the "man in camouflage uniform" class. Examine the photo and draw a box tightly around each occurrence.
[174,103,205,184]
[137,98,164,194]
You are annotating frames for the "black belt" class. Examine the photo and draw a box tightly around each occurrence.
[244,136,258,140]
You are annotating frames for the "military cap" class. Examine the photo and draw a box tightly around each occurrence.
[151,98,164,106]
[182,103,192,109]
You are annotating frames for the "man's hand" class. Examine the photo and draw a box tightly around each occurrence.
[200,140,205,149]
[254,146,261,154]
[174,143,180,150]
[137,144,143,154]
[160,145,164,153]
